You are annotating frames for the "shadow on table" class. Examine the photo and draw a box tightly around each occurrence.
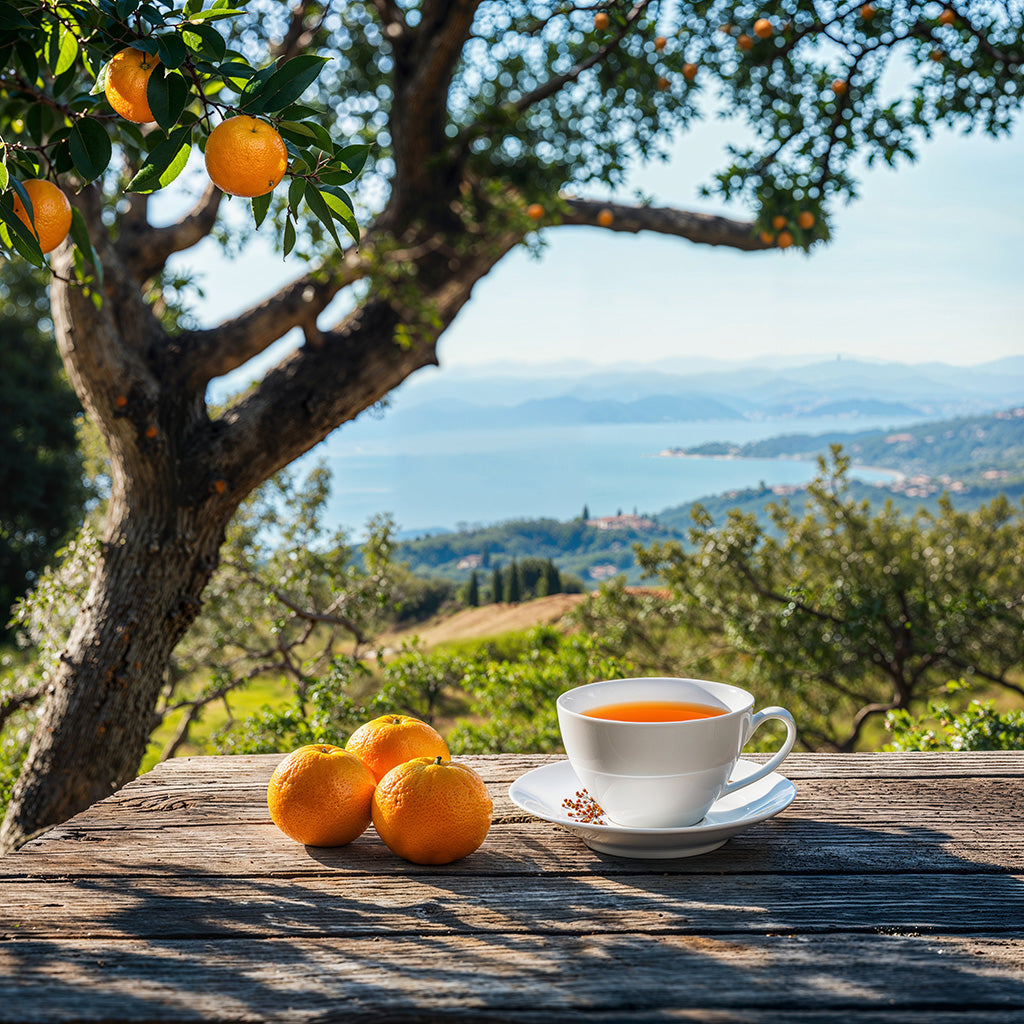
[4,818,1024,1020]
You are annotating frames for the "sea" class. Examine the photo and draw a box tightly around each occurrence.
[301,412,922,538]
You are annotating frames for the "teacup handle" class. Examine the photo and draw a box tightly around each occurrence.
[721,707,797,797]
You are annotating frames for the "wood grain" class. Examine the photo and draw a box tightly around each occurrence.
[5,752,1024,1021]
[1,933,1023,1022]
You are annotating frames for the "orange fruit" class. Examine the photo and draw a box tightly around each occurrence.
[771,214,787,230]
[797,211,815,229]
[832,79,848,95]
[105,47,160,124]
[719,24,733,35]
[939,9,955,26]
[759,230,775,244]
[12,179,72,255]
[860,4,876,20]
[656,76,670,91]
[372,756,493,865]
[654,36,667,52]
[346,713,450,782]
[754,18,773,39]
[267,744,376,847]
[594,11,609,30]
[527,202,545,220]
[930,49,944,62]
[682,62,698,82]
[204,115,288,198]
[737,34,754,51]
[597,208,614,227]
[776,230,794,249]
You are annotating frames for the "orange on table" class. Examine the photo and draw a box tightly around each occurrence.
[372,756,493,865]
[105,47,160,124]
[204,115,288,198]
[12,179,72,254]
[267,744,376,847]
[346,713,450,782]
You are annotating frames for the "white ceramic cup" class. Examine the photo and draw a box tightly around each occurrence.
[556,677,797,829]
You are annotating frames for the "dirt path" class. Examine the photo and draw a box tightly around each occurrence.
[381,593,588,649]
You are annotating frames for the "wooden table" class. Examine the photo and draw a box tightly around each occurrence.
[3,752,1024,1022]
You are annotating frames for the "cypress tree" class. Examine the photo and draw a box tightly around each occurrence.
[491,565,503,604]
[506,558,521,603]
[467,571,480,607]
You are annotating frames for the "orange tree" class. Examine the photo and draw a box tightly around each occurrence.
[0,0,1021,849]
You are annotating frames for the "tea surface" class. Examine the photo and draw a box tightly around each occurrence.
[581,699,727,722]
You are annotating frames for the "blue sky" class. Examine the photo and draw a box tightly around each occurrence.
[169,103,1024,386]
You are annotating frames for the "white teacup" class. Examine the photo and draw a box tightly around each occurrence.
[556,677,796,829]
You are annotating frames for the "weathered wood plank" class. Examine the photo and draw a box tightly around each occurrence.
[140,750,1024,784]
[1,933,1022,1023]
[9,774,1023,878]
[3,872,1023,941]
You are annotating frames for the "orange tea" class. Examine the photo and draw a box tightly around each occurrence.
[581,699,727,723]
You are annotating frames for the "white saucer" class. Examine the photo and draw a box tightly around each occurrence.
[508,758,796,859]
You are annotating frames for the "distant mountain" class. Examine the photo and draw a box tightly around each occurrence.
[374,356,1024,431]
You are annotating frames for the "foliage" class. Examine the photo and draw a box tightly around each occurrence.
[215,625,633,758]
[0,0,365,268]
[585,451,1024,751]
[448,627,634,754]
[885,681,1024,752]
[0,261,87,634]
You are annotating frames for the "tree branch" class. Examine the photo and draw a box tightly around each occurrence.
[178,244,369,388]
[118,182,224,284]
[371,0,407,38]
[511,0,653,115]
[560,197,770,251]
[209,229,519,493]
[273,1,329,63]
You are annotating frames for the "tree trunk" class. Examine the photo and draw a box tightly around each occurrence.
[0,495,227,850]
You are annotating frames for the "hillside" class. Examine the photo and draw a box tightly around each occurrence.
[396,406,1024,587]
[670,407,1024,485]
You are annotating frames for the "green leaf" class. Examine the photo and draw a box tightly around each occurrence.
[303,181,342,249]
[116,1,140,18]
[282,217,296,257]
[69,118,112,183]
[126,125,192,193]
[287,176,305,214]
[335,144,370,176]
[156,33,188,70]
[15,38,38,83]
[320,188,360,245]
[188,8,245,22]
[0,164,7,192]
[182,23,226,62]
[147,67,189,132]
[69,206,103,284]
[250,191,272,229]
[50,25,79,76]
[0,190,44,266]
[243,54,329,114]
